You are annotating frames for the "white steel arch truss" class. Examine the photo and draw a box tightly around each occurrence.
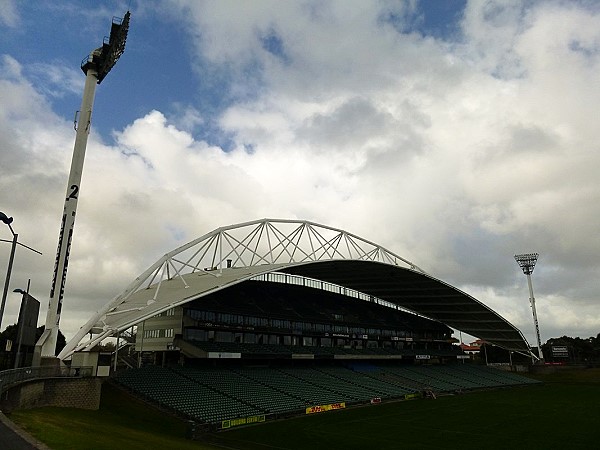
[149,218,421,283]
[126,219,423,311]
[60,219,423,358]
[59,218,533,360]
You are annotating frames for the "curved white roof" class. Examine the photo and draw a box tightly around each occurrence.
[59,219,533,359]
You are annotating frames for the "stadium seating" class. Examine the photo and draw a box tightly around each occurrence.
[114,365,263,423]
[113,363,540,425]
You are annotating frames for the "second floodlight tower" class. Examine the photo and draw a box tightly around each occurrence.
[514,253,544,361]
[35,12,130,363]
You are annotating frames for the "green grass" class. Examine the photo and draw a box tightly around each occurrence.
[9,384,219,450]
[527,367,600,383]
[209,383,599,450]
[9,369,600,450]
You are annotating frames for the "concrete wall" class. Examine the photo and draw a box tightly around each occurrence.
[136,306,183,352]
[0,377,102,413]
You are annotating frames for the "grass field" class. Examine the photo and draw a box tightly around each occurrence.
[9,385,217,450]
[9,369,600,450]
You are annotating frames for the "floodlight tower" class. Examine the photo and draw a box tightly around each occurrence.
[35,12,130,364]
[514,253,544,361]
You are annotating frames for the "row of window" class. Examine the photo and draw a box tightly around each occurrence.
[251,272,403,311]
[186,309,446,339]
[184,329,447,350]
[144,328,174,339]
[152,308,176,318]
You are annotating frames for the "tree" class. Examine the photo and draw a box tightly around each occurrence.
[542,334,600,363]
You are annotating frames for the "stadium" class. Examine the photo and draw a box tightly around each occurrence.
[47,219,537,433]
[3,4,600,448]
[0,12,543,446]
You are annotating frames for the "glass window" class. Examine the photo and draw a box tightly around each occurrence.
[219,313,231,324]
[185,329,206,341]
[215,331,233,342]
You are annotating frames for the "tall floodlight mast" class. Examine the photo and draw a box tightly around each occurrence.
[514,253,544,361]
[34,12,130,364]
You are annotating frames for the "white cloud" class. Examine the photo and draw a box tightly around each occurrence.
[1,1,599,349]
[28,62,86,98]
[0,0,19,27]
[165,0,600,342]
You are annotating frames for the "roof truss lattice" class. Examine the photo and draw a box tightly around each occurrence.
[58,219,533,360]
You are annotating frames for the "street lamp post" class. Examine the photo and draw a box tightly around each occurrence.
[0,212,42,331]
[0,212,17,332]
[515,252,544,362]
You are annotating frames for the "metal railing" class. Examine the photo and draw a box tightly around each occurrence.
[0,365,93,393]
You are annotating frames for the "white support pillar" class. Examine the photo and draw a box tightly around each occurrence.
[36,66,99,362]
[526,272,544,361]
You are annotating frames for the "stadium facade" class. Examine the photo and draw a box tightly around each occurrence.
[60,219,534,363]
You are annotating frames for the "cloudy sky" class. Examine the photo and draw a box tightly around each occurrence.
[1,0,599,349]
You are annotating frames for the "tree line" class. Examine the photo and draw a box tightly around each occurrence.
[478,333,600,364]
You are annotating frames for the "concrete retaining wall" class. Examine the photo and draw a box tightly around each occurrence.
[0,377,102,413]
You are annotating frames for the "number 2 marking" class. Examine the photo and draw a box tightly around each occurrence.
[67,184,79,201]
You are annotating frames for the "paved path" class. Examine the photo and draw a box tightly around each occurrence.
[0,411,48,450]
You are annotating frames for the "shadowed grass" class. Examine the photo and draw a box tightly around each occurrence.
[9,383,218,450]
[210,379,599,450]
[8,369,600,450]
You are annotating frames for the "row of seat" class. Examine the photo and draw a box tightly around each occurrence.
[113,363,539,425]
[114,366,262,423]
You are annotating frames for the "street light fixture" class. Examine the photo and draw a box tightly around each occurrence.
[0,212,42,331]
[514,252,544,361]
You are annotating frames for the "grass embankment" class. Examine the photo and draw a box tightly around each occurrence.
[9,368,600,450]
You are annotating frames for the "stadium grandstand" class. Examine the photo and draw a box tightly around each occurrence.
[58,219,538,431]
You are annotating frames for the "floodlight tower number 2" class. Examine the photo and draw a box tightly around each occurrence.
[35,12,130,361]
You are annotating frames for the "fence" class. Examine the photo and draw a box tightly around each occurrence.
[0,365,93,393]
